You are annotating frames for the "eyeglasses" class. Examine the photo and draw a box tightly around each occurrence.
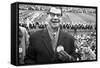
[49,12,62,17]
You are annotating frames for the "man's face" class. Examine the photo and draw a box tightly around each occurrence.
[47,7,62,28]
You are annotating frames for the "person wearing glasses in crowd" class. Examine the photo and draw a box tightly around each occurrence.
[24,7,77,64]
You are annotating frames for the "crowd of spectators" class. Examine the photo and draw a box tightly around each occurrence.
[20,22,96,31]
[61,23,95,30]
[74,32,96,60]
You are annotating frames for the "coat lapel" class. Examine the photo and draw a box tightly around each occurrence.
[41,29,55,56]
[57,30,65,48]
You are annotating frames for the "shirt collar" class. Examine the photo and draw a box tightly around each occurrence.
[47,25,60,40]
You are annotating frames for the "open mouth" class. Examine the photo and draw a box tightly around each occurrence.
[51,19,60,23]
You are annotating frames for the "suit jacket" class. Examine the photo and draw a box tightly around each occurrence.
[24,29,77,64]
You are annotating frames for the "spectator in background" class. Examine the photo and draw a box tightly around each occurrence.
[19,26,30,64]
[80,46,96,60]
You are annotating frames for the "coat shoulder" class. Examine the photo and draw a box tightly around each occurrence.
[30,29,45,38]
[61,31,75,41]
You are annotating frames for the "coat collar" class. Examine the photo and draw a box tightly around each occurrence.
[41,28,66,39]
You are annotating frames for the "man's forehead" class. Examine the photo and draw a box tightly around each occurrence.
[49,7,61,14]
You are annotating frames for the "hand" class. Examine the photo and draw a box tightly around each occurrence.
[58,50,72,61]
[57,45,74,61]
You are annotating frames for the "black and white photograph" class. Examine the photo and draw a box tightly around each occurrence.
[11,2,97,66]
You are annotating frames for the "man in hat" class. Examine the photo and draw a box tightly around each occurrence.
[25,7,77,64]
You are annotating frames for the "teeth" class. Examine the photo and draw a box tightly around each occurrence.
[51,19,60,23]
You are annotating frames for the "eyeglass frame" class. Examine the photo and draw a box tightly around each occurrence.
[47,12,62,18]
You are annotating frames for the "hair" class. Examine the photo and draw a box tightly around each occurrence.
[47,7,63,16]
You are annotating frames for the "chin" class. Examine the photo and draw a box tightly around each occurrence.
[52,25,59,28]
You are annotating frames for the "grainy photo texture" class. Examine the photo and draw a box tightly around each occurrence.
[11,2,97,66]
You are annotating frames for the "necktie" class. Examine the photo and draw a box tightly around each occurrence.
[52,33,56,39]
[52,33,57,51]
